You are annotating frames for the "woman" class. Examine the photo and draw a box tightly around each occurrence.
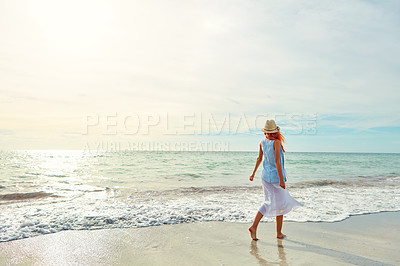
[249,119,303,240]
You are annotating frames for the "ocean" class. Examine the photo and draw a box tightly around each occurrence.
[1,150,399,242]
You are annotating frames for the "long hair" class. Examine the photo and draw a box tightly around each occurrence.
[265,131,286,152]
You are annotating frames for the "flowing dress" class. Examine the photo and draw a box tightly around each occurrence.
[258,138,303,217]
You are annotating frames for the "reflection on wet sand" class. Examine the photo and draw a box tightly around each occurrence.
[277,239,288,266]
[250,239,288,266]
[250,240,268,265]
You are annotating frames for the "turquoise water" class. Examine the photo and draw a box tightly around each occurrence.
[0,150,399,242]
[285,152,400,181]
[2,150,397,192]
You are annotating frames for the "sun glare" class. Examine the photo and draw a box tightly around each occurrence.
[28,0,117,56]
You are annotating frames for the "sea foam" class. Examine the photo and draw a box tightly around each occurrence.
[1,176,399,242]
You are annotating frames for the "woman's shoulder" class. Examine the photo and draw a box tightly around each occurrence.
[273,139,281,148]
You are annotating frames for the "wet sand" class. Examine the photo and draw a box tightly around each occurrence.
[0,212,399,265]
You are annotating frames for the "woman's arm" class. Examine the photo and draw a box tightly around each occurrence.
[250,144,263,181]
[274,140,285,189]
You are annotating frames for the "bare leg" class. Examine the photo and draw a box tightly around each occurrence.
[249,211,263,240]
[276,215,286,239]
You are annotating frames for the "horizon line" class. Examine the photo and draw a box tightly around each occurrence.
[1,149,399,154]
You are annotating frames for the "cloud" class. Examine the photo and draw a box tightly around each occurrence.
[0,0,399,151]
[0,129,14,135]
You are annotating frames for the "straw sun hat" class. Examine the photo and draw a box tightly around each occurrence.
[261,119,280,133]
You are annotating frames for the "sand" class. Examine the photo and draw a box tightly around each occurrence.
[0,211,399,266]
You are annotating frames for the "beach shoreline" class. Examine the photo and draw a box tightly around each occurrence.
[0,211,399,265]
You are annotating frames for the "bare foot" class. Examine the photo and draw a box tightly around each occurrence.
[277,233,286,239]
[249,226,259,241]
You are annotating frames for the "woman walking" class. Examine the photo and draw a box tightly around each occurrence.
[249,120,303,240]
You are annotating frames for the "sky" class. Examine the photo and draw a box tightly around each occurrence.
[0,0,399,152]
